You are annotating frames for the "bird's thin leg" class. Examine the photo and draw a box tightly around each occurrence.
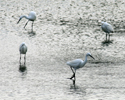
[19,54,21,65]
[108,34,110,41]
[73,71,76,86]
[32,21,34,32]
[70,66,74,73]
[106,33,107,41]
[69,67,75,79]
[24,20,29,29]
[24,54,26,65]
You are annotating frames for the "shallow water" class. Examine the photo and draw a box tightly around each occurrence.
[0,0,125,100]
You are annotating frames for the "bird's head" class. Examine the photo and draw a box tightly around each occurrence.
[21,42,26,46]
[22,42,25,44]
[101,21,105,25]
[86,53,95,59]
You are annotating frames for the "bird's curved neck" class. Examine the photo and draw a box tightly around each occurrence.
[84,55,88,64]
[80,55,88,68]
[20,15,29,19]
[85,55,88,62]
[82,55,88,66]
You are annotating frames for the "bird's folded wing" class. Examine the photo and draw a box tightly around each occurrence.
[67,59,81,67]
[106,24,114,33]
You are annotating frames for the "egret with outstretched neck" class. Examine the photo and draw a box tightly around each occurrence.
[17,11,36,32]
[101,22,114,41]
[19,42,27,65]
[66,53,94,85]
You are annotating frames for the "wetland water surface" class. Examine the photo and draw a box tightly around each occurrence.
[0,0,125,100]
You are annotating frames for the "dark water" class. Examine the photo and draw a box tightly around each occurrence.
[0,0,125,99]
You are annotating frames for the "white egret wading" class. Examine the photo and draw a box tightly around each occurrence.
[19,42,27,65]
[66,53,94,85]
[17,11,36,32]
[101,22,114,41]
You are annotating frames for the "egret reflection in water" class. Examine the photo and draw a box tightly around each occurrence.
[19,65,27,73]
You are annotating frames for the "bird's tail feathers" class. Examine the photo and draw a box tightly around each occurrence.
[66,61,70,66]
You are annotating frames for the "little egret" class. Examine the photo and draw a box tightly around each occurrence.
[19,42,27,65]
[17,11,36,32]
[66,53,94,85]
[101,22,114,41]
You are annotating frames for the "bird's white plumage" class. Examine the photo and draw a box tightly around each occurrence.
[19,42,27,65]
[101,22,113,33]
[67,53,94,70]
[19,42,27,54]
[101,22,114,41]
[67,53,94,85]
[17,11,36,31]
[67,59,85,70]
[18,11,36,22]
[28,11,36,21]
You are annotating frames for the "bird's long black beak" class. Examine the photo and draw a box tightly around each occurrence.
[17,18,21,24]
[90,55,95,59]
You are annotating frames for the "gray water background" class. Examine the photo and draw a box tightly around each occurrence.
[0,0,125,100]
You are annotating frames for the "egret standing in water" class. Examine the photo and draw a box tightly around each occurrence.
[66,53,95,85]
[101,22,114,41]
[17,11,36,32]
[19,42,27,65]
